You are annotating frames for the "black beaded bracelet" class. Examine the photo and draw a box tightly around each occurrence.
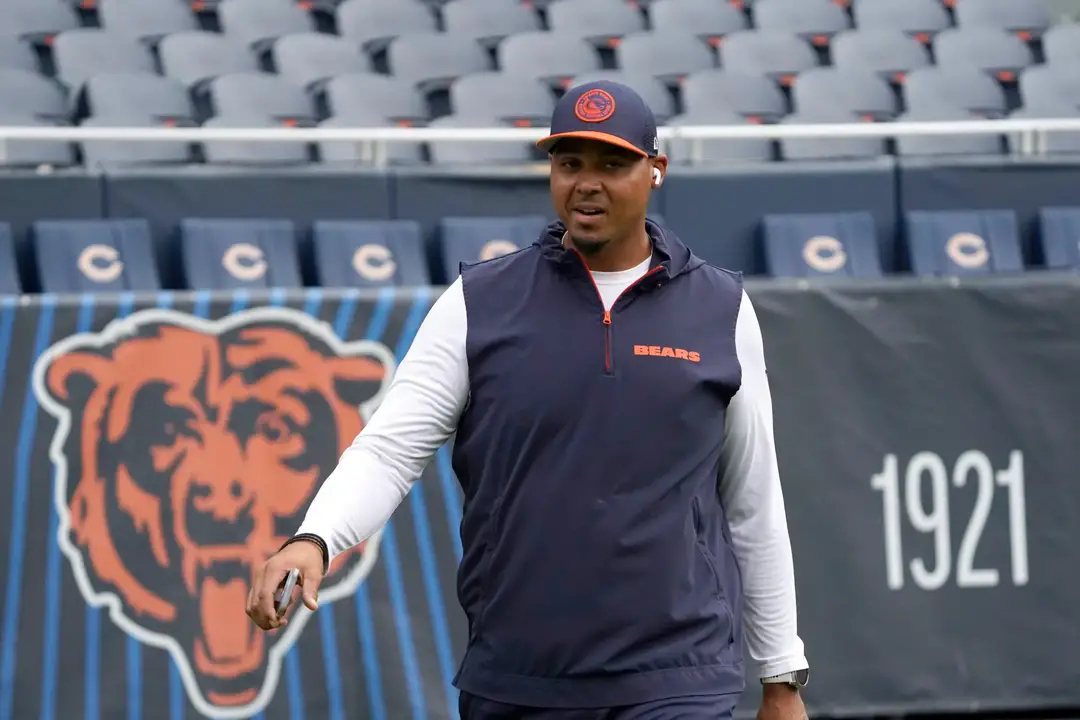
[280,533,330,575]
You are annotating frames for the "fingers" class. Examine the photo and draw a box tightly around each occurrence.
[301,571,323,612]
[246,562,289,631]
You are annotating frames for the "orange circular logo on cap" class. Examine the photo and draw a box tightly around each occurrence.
[574,89,616,123]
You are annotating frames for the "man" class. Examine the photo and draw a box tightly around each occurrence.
[247,80,810,720]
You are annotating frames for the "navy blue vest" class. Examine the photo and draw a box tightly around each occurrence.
[450,220,746,708]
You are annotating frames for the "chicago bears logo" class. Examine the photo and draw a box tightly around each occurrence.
[574,89,616,123]
[32,307,397,719]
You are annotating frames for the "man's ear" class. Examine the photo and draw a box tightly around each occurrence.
[651,155,669,188]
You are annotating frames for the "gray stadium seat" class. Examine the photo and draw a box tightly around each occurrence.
[1008,105,1080,155]
[0,35,37,73]
[80,115,193,166]
[851,0,951,44]
[953,0,1050,39]
[83,73,194,124]
[52,29,156,90]
[779,109,886,160]
[0,69,68,123]
[207,73,317,125]
[322,73,427,125]
[933,27,1034,82]
[1039,207,1080,269]
[719,30,817,87]
[217,0,316,51]
[33,219,160,292]
[426,114,534,165]
[442,0,541,48]
[546,0,647,48]
[311,219,431,287]
[647,0,749,47]
[792,67,898,120]
[666,111,773,164]
[386,32,491,92]
[317,113,426,165]
[615,31,716,87]
[450,72,555,125]
[497,31,602,89]
[335,0,437,53]
[1042,23,1080,67]
[893,106,1003,156]
[0,224,20,295]
[902,66,1007,117]
[439,215,547,282]
[201,114,310,165]
[752,0,850,47]
[1018,65,1080,111]
[762,212,882,278]
[830,29,931,83]
[0,114,75,168]
[159,31,261,88]
[0,2,79,46]
[904,210,1023,276]
[568,71,675,121]
[97,0,198,44]
[180,218,302,289]
[272,34,370,90]
[680,69,787,122]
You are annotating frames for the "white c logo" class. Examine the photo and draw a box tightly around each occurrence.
[802,235,847,273]
[945,232,989,269]
[222,243,267,281]
[77,244,124,284]
[479,240,518,261]
[352,244,397,282]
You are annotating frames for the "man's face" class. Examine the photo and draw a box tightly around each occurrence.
[549,138,666,255]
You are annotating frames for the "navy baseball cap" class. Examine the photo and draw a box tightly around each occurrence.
[536,80,659,157]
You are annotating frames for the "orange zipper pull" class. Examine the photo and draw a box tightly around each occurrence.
[603,311,611,325]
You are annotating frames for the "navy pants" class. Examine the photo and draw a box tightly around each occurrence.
[458,692,741,720]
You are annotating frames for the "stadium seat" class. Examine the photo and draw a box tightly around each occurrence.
[322,73,427,125]
[80,115,193,166]
[0,225,19,295]
[894,106,1003,156]
[335,0,437,53]
[904,210,1023,276]
[0,114,76,168]
[762,212,882,278]
[217,0,316,51]
[97,0,198,45]
[497,32,602,90]
[792,68,898,121]
[953,0,1050,40]
[386,33,491,92]
[1019,65,1080,111]
[201,114,310,165]
[830,29,931,83]
[615,32,716,87]
[33,219,160,292]
[568,71,675,121]
[442,0,541,48]
[180,218,302,289]
[719,30,817,87]
[272,34,370,90]
[0,35,38,73]
[439,215,546,282]
[52,30,156,90]
[932,27,1033,82]
[851,0,951,44]
[82,73,194,124]
[0,2,79,47]
[1008,105,1080,155]
[426,114,534,165]
[1042,23,1080,68]
[449,72,555,126]
[546,0,646,49]
[311,219,431,287]
[666,111,773,164]
[317,114,426,165]
[680,70,786,122]
[752,0,850,48]
[207,73,317,126]
[902,66,1007,117]
[159,31,261,88]
[647,0,748,47]
[779,109,886,160]
[1039,207,1080,270]
[0,69,67,123]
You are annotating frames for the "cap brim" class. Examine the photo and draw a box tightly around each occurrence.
[536,131,648,156]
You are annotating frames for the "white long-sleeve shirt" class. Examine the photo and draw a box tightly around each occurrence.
[298,256,808,680]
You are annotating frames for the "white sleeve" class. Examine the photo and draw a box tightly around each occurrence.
[718,289,809,680]
[296,278,470,563]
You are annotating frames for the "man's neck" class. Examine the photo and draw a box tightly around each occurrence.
[562,229,652,272]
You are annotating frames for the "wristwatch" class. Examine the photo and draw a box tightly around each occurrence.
[761,668,809,689]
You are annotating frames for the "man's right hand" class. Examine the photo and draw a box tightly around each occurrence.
[246,540,326,632]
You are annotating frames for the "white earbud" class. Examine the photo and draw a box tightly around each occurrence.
[652,167,663,187]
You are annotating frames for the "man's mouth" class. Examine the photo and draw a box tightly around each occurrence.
[572,206,606,221]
